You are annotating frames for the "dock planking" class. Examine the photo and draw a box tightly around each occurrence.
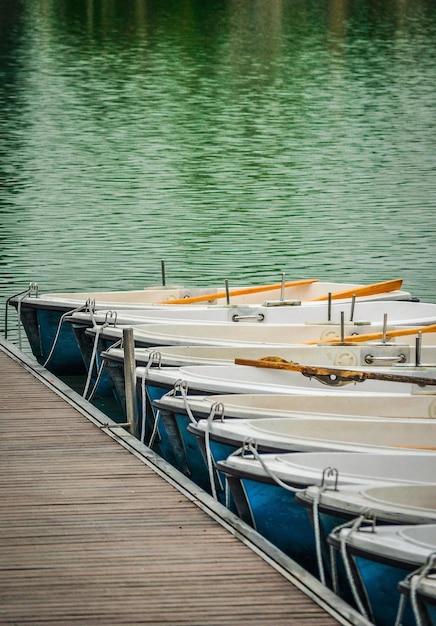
[0,337,370,625]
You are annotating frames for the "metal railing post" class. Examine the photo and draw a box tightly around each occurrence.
[123,328,138,436]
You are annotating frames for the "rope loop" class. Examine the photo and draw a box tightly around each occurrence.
[173,379,189,397]
[178,383,198,425]
[396,551,436,626]
[43,302,88,368]
[333,514,374,620]
[86,359,106,402]
[139,355,164,444]
[82,325,103,399]
[204,402,226,500]
[106,339,122,352]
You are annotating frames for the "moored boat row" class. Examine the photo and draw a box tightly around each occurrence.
[5,276,421,374]
[5,275,436,625]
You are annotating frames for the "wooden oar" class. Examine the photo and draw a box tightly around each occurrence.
[305,278,403,302]
[158,278,319,305]
[303,323,436,345]
[234,357,436,387]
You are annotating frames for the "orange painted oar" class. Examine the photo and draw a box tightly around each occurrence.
[158,278,319,305]
[303,323,436,345]
[305,278,403,302]
[395,446,436,450]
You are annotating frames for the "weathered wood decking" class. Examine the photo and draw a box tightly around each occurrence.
[0,337,370,625]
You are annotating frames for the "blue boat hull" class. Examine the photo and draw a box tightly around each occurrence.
[351,553,415,626]
[9,299,86,375]
[228,476,319,576]
[144,382,234,501]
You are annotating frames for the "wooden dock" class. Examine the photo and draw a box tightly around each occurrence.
[0,336,370,626]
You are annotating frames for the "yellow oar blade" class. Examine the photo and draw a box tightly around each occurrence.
[304,323,436,345]
[305,278,403,302]
[158,278,319,305]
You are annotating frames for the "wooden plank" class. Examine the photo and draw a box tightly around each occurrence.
[0,341,369,626]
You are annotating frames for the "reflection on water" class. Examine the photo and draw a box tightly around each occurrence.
[0,0,435,330]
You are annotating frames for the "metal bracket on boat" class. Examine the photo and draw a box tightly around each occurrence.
[321,467,339,491]
[303,371,356,386]
[364,353,407,364]
[148,350,162,369]
[103,310,117,326]
[85,298,96,313]
[232,313,265,322]
[355,512,377,534]
[208,402,225,422]
[4,282,39,342]
[263,300,301,307]
[28,282,39,298]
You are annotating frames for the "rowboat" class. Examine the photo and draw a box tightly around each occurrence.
[66,300,436,384]
[75,300,436,347]
[64,302,422,383]
[102,340,436,371]
[298,482,436,543]
[138,361,435,467]
[5,277,414,374]
[72,320,409,402]
[66,297,436,329]
[141,362,436,410]
[64,306,436,400]
[150,389,436,492]
[328,521,436,625]
[7,284,215,374]
[155,390,436,423]
[99,338,425,401]
[92,325,432,401]
[297,480,436,617]
[214,451,436,580]
[188,414,436,461]
[84,320,436,372]
[187,409,435,495]
[77,320,417,374]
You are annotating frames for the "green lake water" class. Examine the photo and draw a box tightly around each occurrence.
[1,0,435,332]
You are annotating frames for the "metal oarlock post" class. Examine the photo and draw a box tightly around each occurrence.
[382,313,388,343]
[416,331,422,367]
[350,294,356,322]
[161,259,166,286]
